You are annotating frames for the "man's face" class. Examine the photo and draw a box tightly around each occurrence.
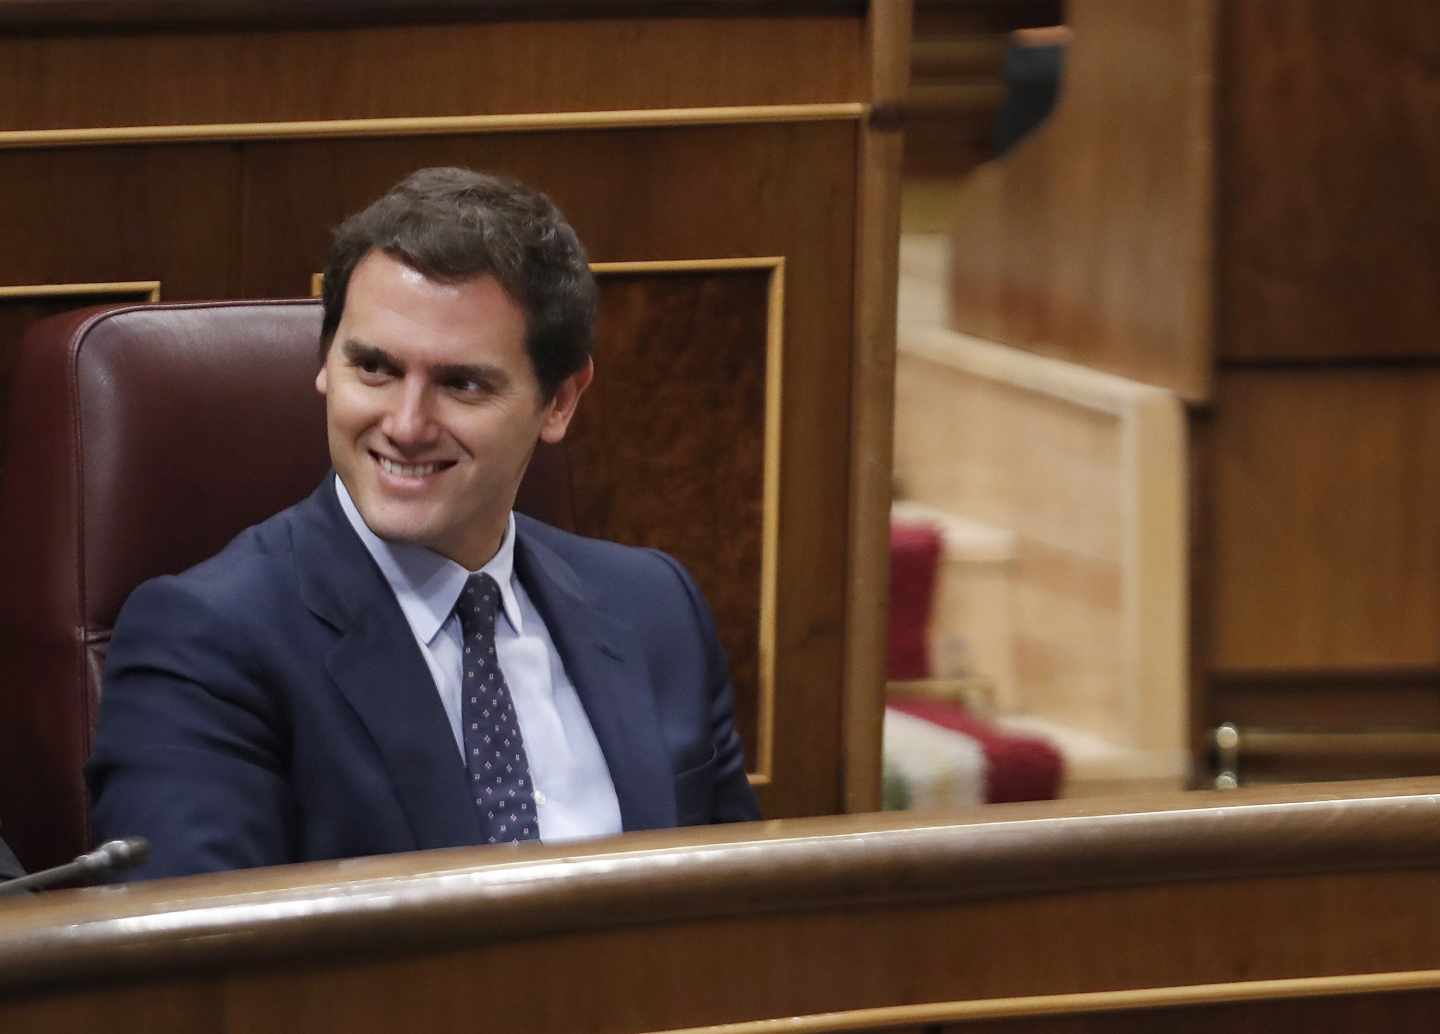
[316,249,591,569]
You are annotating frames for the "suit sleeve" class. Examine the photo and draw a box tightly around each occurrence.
[648,551,762,824]
[87,577,297,881]
[0,834,23,881]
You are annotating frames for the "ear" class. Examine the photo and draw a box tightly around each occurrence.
[315,363,329,396]
[539,358,594,444]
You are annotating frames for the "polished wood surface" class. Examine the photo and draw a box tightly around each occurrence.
[1206,368,1440,671]
[946,0,1216,401]
[843,0,911,812]
[0,0,866,28]
[0,17,863,131]
[4,780,1440,1032]
[1218,1,1440,362]
[945,0,1440,379]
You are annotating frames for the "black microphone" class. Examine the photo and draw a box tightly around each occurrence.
[0,838,151,897]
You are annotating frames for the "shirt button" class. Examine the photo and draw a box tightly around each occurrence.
[534,789,548,806]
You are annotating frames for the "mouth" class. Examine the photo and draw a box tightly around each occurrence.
[372,452,457,479]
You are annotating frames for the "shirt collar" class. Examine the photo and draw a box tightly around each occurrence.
[334,474,524,643]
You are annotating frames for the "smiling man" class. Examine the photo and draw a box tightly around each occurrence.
[87,168,759,880]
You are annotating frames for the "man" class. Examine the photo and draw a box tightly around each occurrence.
[88,168,759,881]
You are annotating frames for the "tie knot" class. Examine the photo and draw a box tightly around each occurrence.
[459,572,503,638]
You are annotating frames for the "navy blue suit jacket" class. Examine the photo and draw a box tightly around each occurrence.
[88,478,759,881]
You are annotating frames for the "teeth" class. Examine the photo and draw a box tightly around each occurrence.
[377,456,444,478]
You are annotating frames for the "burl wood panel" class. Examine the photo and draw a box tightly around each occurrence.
[1205,368,1440,672]
[0,15,863,131]
[571,269,772,764]
[1218,0,1440,361]
[946,0,1215,401]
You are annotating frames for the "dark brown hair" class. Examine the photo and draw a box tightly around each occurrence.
[319,167,596,398]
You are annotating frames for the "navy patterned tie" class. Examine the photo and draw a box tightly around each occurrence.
[457,572,539,843]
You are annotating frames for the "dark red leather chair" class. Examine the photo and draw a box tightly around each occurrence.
[0,300,573,872]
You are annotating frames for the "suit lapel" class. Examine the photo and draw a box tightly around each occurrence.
[514,519,677,831]
[293,479,482,851]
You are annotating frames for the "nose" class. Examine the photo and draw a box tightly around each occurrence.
[381,377,441,451]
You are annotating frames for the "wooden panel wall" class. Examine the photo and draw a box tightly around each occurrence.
[1200,0,1440,779]
[0,2,900,830]
[942,0,1440,785]
[945,0,1216,402]
[0,15,864,129]
[1207,370,1440,672]
[1218,0,1440,362]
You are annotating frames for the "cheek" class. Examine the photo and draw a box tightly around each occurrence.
[327,389,378,436]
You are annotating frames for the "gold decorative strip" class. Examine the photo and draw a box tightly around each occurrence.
[0,281,161,302]
[589,258,787,275]
[592,257,784,788]
[0,104,866,151]
[649,969,1440,1034]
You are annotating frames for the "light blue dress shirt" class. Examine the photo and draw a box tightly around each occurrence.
[335,476,622,844]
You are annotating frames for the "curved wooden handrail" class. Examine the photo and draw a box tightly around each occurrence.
[3,778,1440,992]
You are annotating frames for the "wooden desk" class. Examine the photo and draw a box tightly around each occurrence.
[4,780,1440,1032]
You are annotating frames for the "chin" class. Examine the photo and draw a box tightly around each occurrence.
[354,500,438,546]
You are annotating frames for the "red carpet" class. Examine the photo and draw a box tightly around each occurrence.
[888,517,1063,803]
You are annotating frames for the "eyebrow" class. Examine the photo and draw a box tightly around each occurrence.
[340,339,398,369]
[340,338,510,389]
[433,362,509,389]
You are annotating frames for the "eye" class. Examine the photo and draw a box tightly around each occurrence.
[446,375,492,399]
[350,355,394,382]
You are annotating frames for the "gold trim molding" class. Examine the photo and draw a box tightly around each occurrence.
[0,281,161,303]
[650,968,1440,1033]
[0,104,866,151]
[311,257,784,786]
